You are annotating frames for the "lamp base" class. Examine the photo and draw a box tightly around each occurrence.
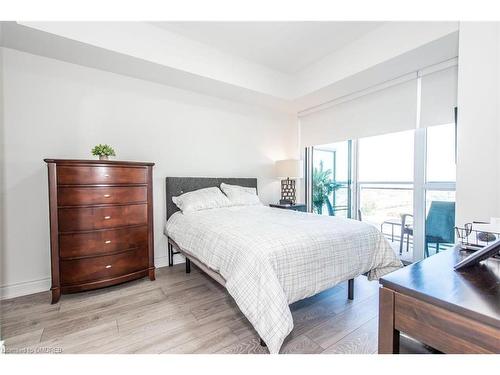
[281,178,296,204]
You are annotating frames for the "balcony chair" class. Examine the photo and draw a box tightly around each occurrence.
[400,201,455,257]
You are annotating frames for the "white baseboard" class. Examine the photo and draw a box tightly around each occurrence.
[154,255,170,268]
[154,254,186,269]
[0,277,51,300]
[0,256,186,300]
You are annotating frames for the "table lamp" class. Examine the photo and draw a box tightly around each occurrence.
[275,159,303,204]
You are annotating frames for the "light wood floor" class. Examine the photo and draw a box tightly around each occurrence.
[1,264,433,354]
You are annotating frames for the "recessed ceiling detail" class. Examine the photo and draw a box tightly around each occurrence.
[150,21,383,74]
[2,21,459,113]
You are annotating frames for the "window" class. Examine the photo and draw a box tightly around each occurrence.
[424,123,456,257]
[357,130,415,259]
[358,130,414,183]
[426,123,456,183]
[303,65,458,263]
[311,141,352,218]
[306,123,457,262]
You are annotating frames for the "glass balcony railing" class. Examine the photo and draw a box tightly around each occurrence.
[359,182,456,261]
[359,183,413,226]
[312,184,351,218]
[359,183,414,260]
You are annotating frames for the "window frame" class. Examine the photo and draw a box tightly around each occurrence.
[305,123,456,262]
[309,141,354,218]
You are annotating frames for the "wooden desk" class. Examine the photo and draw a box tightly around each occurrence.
[379,247,500,354]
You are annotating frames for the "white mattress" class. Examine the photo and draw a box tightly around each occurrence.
[165,205,401,353]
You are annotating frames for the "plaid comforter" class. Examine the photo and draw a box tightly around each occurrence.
[165,206,401,354]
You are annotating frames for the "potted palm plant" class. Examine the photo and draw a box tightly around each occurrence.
[312,161,342,215]
[91,144,116,160]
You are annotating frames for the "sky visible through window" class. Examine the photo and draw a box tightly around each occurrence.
[358,130,414,182]
[426,123,456,182]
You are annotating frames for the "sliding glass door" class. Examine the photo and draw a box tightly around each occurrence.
[423,123,456,257]
[311,141,352,218]
[306,122,456,263]
[357,130,415,261]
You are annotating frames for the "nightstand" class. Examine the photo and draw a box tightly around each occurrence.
[269,203,307,212]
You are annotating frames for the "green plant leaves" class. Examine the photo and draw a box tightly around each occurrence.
[312,160,342,215]
[91,144,116,157]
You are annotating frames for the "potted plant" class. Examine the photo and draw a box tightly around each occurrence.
[312,161,342,215]
[91,144,116,160]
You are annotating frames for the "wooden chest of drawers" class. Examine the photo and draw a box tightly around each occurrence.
[44,159,155,303]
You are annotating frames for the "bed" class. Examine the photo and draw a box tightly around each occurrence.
[164,177,402,354]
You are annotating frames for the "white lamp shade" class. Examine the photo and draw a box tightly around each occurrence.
[275,159,303,179]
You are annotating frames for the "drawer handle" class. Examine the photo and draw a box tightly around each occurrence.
[104,216,111,220]
[104,174,110,178]
[105,240,111,244]
[105,265,112,269]
[104,194,111,198]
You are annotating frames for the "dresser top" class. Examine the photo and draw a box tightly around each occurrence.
[44,159,155,166]
[380,247,500,328]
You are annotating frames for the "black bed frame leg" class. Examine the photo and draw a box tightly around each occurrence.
[185,258,191,273]
[168,243,173,267]
[348,278,354,300]
[260,338,267,347]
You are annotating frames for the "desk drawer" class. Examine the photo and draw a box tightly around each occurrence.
[59,226,148,259]
[58,186,147,206]
[60,247,148,285]
[394,293,500,353]
[58,204,147,232]
[57,165,147,185]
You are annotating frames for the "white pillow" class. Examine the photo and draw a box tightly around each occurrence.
[172,187,231,213]
[220,183,262,206]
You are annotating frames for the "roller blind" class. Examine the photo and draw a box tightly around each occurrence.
[299,78,418,147]
[420,65,458,128]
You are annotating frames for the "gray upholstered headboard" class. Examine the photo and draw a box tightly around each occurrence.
[165,177,258,220]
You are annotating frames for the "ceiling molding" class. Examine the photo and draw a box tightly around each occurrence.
[149,21,384,74]
[17,21,295,99]
[1,22,294,113]
[1,21,459,115]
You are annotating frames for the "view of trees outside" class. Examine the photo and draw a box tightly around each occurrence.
[312,142,350,218]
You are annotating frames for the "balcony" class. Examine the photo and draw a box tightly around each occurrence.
[360,183,455,262]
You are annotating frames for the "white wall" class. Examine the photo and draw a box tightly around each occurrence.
[456,22,500,225]
[0,41,5,303]
[0,48,297,299]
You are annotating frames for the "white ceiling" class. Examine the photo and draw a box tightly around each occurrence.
[150,21,383,74]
